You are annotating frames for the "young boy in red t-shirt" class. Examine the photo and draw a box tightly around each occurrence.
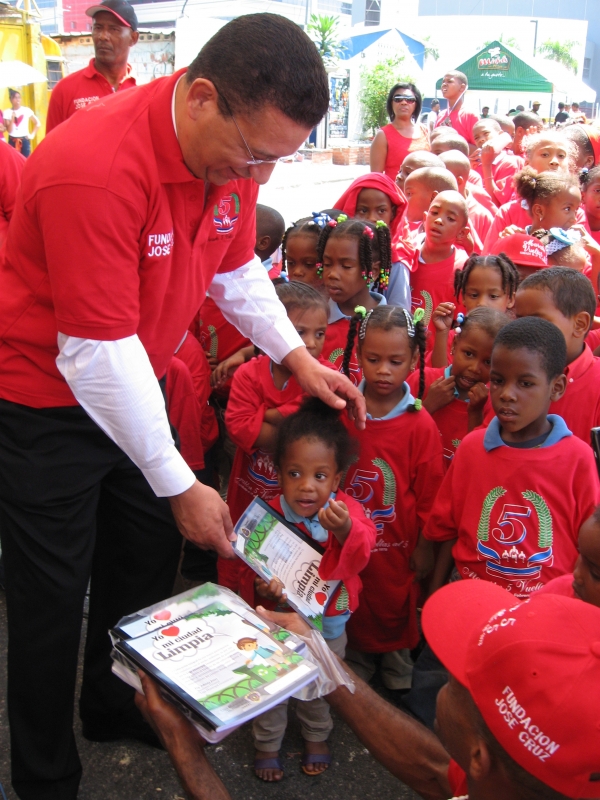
[403,167,458,237]
[402,191,471,358]
[438,149,495,247]
[472,118,522,206]
[424,316,600,600]
[514,267,600,445]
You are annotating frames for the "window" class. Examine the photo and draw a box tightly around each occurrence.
[365,0,381,26]
[583,57,591,80]
[46,60,63,89]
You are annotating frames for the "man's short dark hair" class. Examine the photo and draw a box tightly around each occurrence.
[186,14,329,128]
[494,317,567,380]
[512,111,542,131]
[519,267,596,329]
[558,102,565,110]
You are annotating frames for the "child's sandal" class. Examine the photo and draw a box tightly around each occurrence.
[300,751,331,776]
[254,756,284,781]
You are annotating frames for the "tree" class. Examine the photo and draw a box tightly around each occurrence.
[358,56,413,136]
[538,39,579,74]
[307,13,346,67]
[422,35,439,62]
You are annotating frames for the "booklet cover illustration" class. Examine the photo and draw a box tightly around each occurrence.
[234,498,340,631]
[111,585,318,741]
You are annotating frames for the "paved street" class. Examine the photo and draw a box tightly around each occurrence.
[258,160,369,226]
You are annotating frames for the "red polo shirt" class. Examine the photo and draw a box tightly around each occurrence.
[46,58,136,133]
[0,69,257,408]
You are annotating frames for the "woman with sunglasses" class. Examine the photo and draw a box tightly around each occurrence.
[370,82,429,181]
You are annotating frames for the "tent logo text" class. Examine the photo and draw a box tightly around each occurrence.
[478,47,510,71]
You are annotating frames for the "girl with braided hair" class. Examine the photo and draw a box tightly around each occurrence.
[429,253,520,368]
[407,307,511,469]
[319,216,392,385]
[281,210,341,286]
[339,305,445,692]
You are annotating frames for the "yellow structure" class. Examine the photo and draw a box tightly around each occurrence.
[0,0,65,148]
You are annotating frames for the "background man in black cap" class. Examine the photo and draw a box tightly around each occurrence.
[46,0,138,132]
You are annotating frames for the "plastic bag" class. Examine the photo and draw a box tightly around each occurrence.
[292,629,355,700]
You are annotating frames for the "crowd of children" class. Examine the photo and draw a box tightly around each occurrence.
[173,111,600,783]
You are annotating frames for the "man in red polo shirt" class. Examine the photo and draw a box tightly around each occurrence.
[46,0,138,133]
[0,14,364,800]
[137,581,600,800]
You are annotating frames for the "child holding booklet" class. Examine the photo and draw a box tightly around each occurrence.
[220,281,329,592]
[240,397,376,782]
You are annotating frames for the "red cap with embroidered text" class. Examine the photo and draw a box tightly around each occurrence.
[490,232,548,269]
[422,580,600,798]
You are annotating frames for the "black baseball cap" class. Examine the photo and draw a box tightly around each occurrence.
[86,0,138,30]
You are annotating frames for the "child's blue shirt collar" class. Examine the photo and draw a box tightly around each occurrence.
[279,494,332,543]
[360,380,415,419]
[328,291,386,324]
[483,414,572,452]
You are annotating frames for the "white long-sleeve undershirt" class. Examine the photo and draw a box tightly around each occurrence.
[56,257,303,497]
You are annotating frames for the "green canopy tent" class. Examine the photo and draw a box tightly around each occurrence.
[436,41,553,94]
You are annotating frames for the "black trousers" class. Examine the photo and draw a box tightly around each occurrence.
[0,400,183,800]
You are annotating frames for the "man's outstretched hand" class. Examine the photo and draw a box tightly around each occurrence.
[169,481,236,558]
[282,346,366,429]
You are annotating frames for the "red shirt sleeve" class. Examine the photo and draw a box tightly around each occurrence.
[225,358,267,453]
[319,492,376,581]
[33,184,144,339]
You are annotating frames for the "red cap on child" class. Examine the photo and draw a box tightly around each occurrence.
[423,580,600,798]
[490,233,548,269]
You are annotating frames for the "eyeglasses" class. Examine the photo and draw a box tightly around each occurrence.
[214,84,278,166]
[393,95,416,103]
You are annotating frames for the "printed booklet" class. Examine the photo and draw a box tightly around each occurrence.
[233,497,340,632]
[110,583,319,743]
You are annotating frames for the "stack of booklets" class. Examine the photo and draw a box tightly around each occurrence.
[233,497,341,632]
[110,583,319,743]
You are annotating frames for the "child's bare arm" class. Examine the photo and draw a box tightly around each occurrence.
[253,409,285,451]
[409,533,434,581]
[427,539,456,598]
[318,498,351,545]
[467,382,488,430]
[430,303,455,368]
[211,345,255,387]
[253,422,279,451]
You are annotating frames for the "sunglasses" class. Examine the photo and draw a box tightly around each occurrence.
[393,95,416,103]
